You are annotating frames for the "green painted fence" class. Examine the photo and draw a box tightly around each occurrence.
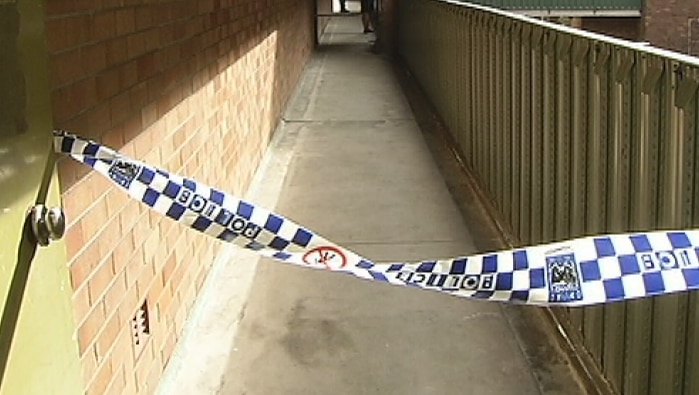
[398,1,699,394]
[0,0,84,394]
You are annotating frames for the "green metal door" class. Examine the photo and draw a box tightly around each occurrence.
[0,0,83,394]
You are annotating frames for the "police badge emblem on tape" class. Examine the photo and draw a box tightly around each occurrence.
[544,248,583,303]
[54,130,699,306]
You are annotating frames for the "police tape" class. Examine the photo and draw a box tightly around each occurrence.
[55,130,699,306]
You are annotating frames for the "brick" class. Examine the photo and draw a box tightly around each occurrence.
[106,38,128,67]
[80,346,99,385]
[137,52,159,81]
[86,353,113,395]
[111,324,136,373]
[155,89,177,119]
[113,233,136,274]
[104,364,126,395]
[109,91,132,127]
[66,14,93,51]
[153,243,171,272]
[64,223,85,259]
[125,252,146,290]
[160,248,176,286]
[122,112,145,145]
[71,77,98,118]
[62,113,92,140]
[72,285,92,326]
[96,68,121,101]
[160,330,177,366]
[102,0,126,9]
[129,82,149,115]
[77,300,106,356]
[104,270,128,315]
[87,173,113,209]
[165,291,180,329]
[70,240,99,290]
[87,257,114,314]
[142,231,160,265]
[144,29,161,53]
[45,0,94,16]
[82,44,108,76]
[120,60,139,89]
[150,339,164,369]
[117,278,140,324]
[124,373,138,395]
[52,88,79,125]
[51,49,83,88]
[195,265,208,293]
[173,303,187,335]
[146,274,165,322]
[644,0,699,54]
[135,7,154,31]
[80,197,109,245]
[136,262,156,300]
[116,9,136,36]
[145,359,163,394]
[134,341,155,391]
[57,157,87,193]
[180,280,196,314]
[153,303,168,341]
[93,11,118,42]
[45,18,69,53]
[95,309,122,362]
[97,216,122,259]
[158,24,176,46]
[140,103,158,130]
[102,128,126,151]
[155,279,174,319]
[129,32,150,58]
[130,225,153,258]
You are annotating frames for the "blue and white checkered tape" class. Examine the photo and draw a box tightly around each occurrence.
[54,130,699,306]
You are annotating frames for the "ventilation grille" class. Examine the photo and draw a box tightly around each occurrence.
[132,299,151,356]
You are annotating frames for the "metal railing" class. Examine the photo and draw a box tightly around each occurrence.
[398,0,699,394]
[462,0,642,12]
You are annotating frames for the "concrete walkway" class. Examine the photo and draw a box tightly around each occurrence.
[157,17,588,395]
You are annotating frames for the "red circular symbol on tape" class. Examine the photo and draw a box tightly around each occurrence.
[302,246,347,270]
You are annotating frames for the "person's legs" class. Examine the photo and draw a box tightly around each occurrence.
[339,0,348,12]
[360,0,374,33]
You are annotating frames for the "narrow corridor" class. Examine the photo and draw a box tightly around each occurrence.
[158,16,588,395]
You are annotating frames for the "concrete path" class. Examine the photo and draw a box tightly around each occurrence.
[157,17,588,395]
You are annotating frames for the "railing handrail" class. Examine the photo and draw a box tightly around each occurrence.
[457,0,642,12]
[447,0,699,66]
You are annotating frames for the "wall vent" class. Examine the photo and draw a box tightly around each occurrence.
[132,299,151,356]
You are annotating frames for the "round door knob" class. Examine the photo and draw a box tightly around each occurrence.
[29,205,66,247]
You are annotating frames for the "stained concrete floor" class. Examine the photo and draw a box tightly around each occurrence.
[157,16,590,395]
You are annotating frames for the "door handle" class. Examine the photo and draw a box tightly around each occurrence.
[28,205,65,247]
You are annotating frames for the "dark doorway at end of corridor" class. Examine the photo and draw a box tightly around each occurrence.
[314,0,384,51]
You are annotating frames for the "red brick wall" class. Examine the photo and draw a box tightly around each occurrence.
[644,0,699,54]
[580,17,641,42]
[691,19,699,56]
[46,0,315,394]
